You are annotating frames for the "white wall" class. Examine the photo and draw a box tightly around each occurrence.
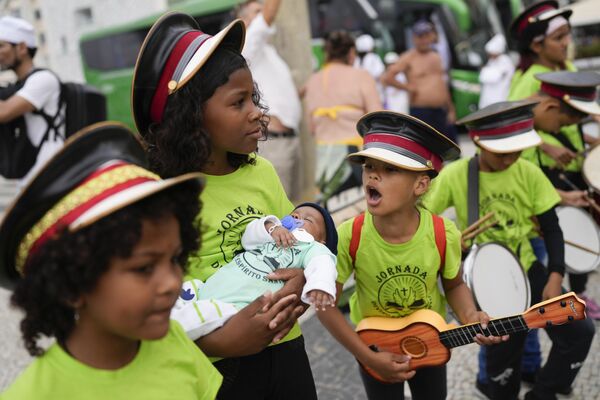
[5,0,168,82]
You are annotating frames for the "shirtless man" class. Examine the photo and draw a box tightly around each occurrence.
[382,20,457,142]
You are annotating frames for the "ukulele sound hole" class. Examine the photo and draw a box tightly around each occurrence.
[400,336,427,359]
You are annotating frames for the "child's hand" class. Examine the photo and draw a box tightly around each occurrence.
[365,351,416,383]
[469,311,510,345]
[307,289,335,311]
[270,225,296,248]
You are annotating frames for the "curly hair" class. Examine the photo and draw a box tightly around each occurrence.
[144,46,269,178]
[10,181,201,356]
[325,30,355,64]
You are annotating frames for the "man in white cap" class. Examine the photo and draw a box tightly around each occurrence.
[237,0,302,200]
[478,34,515,109]
[354,34,385,82]
[0,16,63,186]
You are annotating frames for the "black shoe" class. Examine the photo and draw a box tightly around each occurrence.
[521,370,538,385]
[556,386,573,396]
[475,380,492,399]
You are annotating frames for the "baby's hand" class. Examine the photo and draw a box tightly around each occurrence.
[270,225,296,248]
[307,290,335,311]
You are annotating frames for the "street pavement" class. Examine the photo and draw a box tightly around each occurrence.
[2,139,600,398]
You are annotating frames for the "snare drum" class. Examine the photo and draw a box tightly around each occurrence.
[463,243,531,318]
[583,145,600,224]
[556,206,600,274]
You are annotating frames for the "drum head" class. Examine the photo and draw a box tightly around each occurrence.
[556,206,600,274]
[466,243,530,317]
[583,145,600,192]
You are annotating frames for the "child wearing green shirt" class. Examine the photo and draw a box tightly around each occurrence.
[316,111,506,400]
[424,100,595,400]
[523,71,600,321]
[0,123,222,400]
[131,12,314,399]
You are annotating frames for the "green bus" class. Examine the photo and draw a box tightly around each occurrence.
[79,0,514,129]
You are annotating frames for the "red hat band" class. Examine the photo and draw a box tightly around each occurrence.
[517,4,555,34]
[364,133,442,171]
[17,162,160,273]
[540,82,597,102]
[469,119,534,141]
[149,31,211,124]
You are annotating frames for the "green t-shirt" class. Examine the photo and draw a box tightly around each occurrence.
[336,208,461,325]
[0,321,222,400]
[198,240,335,309]
[424,158,561,270]
[188,157,294,281]
[521,126,584,172]
[508,61,576,101]
[186,156,300,343]
[509,63,582,170]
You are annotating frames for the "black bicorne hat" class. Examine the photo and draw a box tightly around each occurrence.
[0,122,203,289]
[457,99,542,153]
[509,0,572,45]
[131,12,245,135]
[537,71,600,116]
[348,111,460,177]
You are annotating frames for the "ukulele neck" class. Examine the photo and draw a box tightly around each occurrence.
[440,315,528,349]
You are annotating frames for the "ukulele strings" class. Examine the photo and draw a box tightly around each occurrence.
[439,315,528,348]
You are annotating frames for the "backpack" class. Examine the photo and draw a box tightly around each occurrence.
[348,212,447,274]
[0,69,107,179]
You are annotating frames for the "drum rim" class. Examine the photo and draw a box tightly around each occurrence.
[463,242,531,315]
[556,205,600,274]
[582,145,600,192]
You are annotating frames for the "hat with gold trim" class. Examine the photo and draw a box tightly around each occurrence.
[457,99,541,153]
[0,122,203,289]
[536,71,600,116]
[510,0,572,44]
[131,11,245,134]
[347,111,460,176]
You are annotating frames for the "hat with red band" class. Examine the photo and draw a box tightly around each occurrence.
[536,71,600,116]
[0,122,203,289]
[457,99,541,153]
[509,0,571,43]
[347,112,460,176]
[131,12,245,135]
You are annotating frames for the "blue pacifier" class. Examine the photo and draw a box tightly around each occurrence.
[281,215,304,231]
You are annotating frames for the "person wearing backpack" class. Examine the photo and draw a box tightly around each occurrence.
[316,111,507,399]
[0,16,64,186]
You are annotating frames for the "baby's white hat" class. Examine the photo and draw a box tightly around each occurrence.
[485,34,506,55]
[356,34,375,53]
[0,16,36,48]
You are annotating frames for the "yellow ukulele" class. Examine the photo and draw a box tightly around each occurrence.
[356,292,586,382]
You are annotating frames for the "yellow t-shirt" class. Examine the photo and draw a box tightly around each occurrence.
[336,208,461,325]
[424,158,561,271]
[521,127,585,172]
[185,156,300,344]
[0,321,222,400]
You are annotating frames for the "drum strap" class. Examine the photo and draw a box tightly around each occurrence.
[467,156,479,226]
[349,213,446,274]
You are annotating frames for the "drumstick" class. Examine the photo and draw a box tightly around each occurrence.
[558,173,580,191]
[462,212,495,236]
[462,220,499,241]
[558,173,600,214]
[565,240,600,256]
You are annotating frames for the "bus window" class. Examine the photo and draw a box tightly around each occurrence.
[308,0,377,38]
[80,28,148,71]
